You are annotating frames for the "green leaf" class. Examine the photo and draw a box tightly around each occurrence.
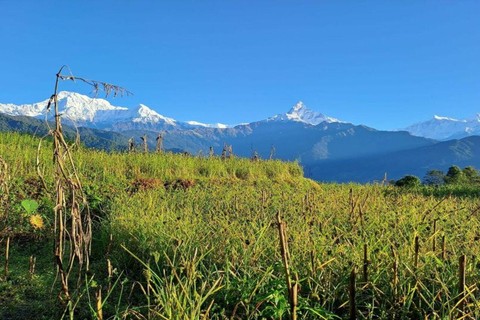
[21,199,39,214]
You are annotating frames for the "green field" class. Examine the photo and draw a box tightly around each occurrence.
[1,131,480,319]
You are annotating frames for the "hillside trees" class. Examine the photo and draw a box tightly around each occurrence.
[444,165,464,185]
[395,175,421,188]
[397,165,480,188]
[423,170,445,186]
[462,166,480,184]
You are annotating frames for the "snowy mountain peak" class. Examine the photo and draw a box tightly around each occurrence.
[468,113,480,122]
[132,104,176,125]
[268,101,341,126]
[405,114,480,140]
[433,115,461,122]
[290,101,307,113]
[185,121,229,129]
[0,91,177,129]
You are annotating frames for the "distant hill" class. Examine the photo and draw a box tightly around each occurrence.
[0,114,128,151]
[404,114,480,140]
[308,136,480,183]
[4,92,480,183]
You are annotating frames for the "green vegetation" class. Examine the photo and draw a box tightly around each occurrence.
[2,131,480,319]
[396,165,480,189]
[394,175,421,188]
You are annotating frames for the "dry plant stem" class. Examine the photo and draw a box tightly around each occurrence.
[441,235,446,260]
[0,158,9,221]
[0,157,10,196]
[414,235,419,269]
[4,236,9,278]
[36,136,49,191]
[276,211,297,320]
[141,134,148,153]
[310,250,316,275]
[432,220,437,252]
[29,255,36,279]
[349,266,356,320]
[393,257,398,299]
[277,212,291,291]
[45,66,128,305]
[363,244,368,283]
[128,137,135,153]
[107,258,113,293]
[458,255,466,316]
[96,286,103,320]
[391,245,398,302]
[156,132,164,153]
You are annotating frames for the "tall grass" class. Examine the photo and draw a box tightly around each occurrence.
[2,131,480,319]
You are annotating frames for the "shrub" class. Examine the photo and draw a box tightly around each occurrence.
[395,175,421,188]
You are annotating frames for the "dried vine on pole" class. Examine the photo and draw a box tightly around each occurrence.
[156,132,164,153]
[39,66,130,317]
[0,157,9,202]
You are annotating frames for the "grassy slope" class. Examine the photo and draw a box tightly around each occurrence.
[2,132,480,319]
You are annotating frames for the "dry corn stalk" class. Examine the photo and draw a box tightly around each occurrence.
[40,66,130,316]
[4,236,10,278]
[156,132,164,153]
[140,134,148,153]
[0,157,9,200]
[276,211,297,320]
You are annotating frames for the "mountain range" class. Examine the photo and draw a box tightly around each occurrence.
[1,91,480,183]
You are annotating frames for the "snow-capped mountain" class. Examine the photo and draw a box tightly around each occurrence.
[404,114,480,140]
[0,91,177,130]
[0,93,343,131]
[268,101,341,125]
[184,121,230,129]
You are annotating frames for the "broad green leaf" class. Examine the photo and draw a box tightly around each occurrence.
[21,199,38,214]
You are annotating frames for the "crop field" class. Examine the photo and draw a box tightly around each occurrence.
[1,131,480,319]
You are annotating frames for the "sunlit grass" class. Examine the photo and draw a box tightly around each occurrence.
[2,131,480,319]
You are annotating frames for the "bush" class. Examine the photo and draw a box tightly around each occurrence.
[395,175,421,188]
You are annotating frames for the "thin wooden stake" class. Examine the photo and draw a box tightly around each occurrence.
[458,255,466,316]
[349,266,356,320]
[291,273,298,320]
[4,236,10,278]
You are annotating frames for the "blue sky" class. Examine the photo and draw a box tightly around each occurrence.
[1,1,479,129]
